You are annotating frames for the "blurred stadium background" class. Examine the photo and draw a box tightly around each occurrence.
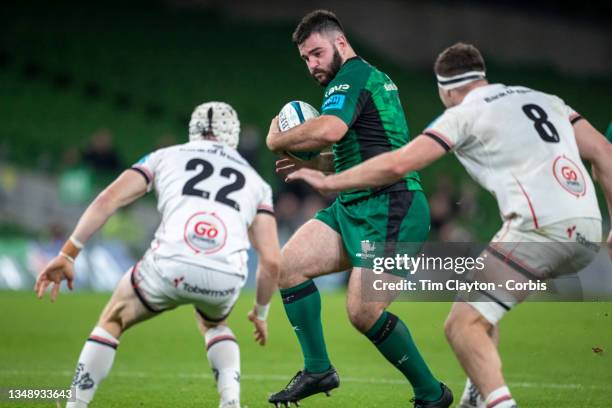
[1,1,612,407]
[0,0,610,292]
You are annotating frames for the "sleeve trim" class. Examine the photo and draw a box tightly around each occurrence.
[423,130,452,152]
[129,166,151,185]
[257,204,274,212]
[257,208,275,216]
[570,114,583,125]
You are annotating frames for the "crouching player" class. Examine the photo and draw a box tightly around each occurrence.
[35,102,280,408]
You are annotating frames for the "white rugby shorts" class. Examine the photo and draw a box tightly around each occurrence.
[468,217,602,324]
[129,251,246,322]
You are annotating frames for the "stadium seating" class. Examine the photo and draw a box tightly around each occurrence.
[1,0,611,242]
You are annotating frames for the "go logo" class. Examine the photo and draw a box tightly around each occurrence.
[194,221,219,239]
[561,166,577,181]
[553,155,585,197]
[184,212,227,254]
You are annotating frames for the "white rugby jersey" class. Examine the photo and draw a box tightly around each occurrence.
[131,140,274,277]
[424,83,601,230]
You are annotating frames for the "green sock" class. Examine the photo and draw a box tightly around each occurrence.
[366,311,442,401]
[280,280,331,373]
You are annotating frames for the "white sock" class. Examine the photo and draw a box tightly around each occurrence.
[485,386,517,408]
[66,327,119,408]
[205,325,240,407]
[459,378,485,407]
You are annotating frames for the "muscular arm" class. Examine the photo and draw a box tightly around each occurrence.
[266,115,348,153]
[248,213,281,306]
[35,169,148,301]
[288,135,447,193]
[71,170,149,244]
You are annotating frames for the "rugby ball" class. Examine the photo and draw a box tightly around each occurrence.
[278,101,321,161]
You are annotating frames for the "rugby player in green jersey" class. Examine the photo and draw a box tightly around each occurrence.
[265,10,452,408]
[288,42,612,408]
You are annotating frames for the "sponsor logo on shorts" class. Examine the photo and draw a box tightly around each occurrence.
[575,232,600,252]
[173,276,185,288]
[184,212,227,254]
[356,240,376,259]
[553,155,586,197]
[181,281,236,297]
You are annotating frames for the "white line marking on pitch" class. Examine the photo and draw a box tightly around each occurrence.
[1,369,611,391]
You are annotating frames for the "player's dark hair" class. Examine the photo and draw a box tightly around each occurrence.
[292,10,345,45]
[434,43,486,77]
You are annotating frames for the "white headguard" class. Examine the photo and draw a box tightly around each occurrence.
[188,101,240,149]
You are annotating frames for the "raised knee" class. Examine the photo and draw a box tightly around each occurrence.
[347,304,381,334]
[278,249,307,289]
[346,307,361,330]
[278,266,294,289]
[443,314,459,342]
[444,309,489,343]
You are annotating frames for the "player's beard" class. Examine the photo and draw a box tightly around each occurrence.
[312,46,343,87]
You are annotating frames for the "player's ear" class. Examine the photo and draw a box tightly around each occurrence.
[447,89,459,105]
[437,86,449,107]
[334,33,348,50]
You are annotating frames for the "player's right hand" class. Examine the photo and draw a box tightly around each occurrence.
[35,255,75,302]
[247,309,268,346]
[266,116,281,152]
[286,168,333,195]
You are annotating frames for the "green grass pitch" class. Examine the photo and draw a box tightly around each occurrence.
[1,291,610,407]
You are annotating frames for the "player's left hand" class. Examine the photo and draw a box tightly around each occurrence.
[275,156,302,177]
[286,168,334,195]
[265,116,281,152]
[35,255,75,302]
[247,309,268,346]
[275,155,313,177]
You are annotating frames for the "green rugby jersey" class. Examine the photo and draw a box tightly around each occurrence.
[321,56,422,203]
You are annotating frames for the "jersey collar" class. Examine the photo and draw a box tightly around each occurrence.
[462,83,505,104]
[343,56,362,66]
